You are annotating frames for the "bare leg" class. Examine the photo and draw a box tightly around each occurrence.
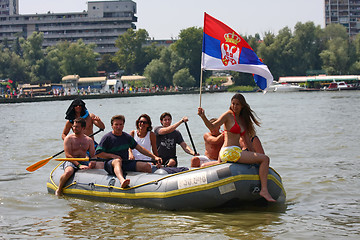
[200,160,218,167]
[55,166,75,196]
[112,159,130,188]
[136,162,152,173]
[237,151,276,202]
[166,159,176,167]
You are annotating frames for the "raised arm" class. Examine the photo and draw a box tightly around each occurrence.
[198,108,226,132]
[90,113,105,130]
[62,121,72,140]
[157,116,188,135]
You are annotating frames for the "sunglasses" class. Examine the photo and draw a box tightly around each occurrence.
[139,120,148,124]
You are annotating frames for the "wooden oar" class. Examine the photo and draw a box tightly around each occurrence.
[184,121,197,155]
[55,158,157,164]
[26,128,104,172]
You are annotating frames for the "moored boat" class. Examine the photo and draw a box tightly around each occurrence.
[267,83,305,92]
[325,81,357,91]
[47,161,286,210]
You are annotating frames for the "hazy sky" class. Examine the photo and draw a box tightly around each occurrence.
[20,0,325,39]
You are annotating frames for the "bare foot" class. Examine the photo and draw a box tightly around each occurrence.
[260,190,276,202]
[120,179,130,188]
[55,189,62,196]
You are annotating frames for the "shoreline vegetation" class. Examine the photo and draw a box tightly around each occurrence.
[0,88,237,104]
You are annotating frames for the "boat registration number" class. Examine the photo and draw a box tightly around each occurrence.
[177,172,208,189]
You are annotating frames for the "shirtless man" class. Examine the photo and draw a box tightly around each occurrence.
[191,118,224,167]
[55,118,96,196]
[62,98,105,140]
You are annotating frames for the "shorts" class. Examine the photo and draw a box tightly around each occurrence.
[197,155,217,165]
[62,161,89,171]
[219,146,242,163]
[104,159,137,175]
[162,157,178,167]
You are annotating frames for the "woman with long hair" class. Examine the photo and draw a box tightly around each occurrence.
[198,93,275,202]
[129,114,158,161]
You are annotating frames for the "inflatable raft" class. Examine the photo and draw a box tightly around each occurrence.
[47,162,286,210]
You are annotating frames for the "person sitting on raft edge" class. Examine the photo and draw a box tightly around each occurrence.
[197,93,276,202]
[95,115,162,188]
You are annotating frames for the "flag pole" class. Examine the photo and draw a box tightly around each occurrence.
[199,68,204,107]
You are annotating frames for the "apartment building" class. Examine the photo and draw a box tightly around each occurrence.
[0,0,137,54]
[325,0,360,37]
[0,0,18,15]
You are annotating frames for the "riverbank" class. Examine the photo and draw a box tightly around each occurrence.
[0,89,230,104]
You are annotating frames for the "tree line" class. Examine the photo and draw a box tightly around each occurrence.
[1,22,359,87]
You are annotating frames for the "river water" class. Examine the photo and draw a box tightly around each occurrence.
[0,91,359,239]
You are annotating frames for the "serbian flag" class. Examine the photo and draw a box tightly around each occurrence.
[201,13,273,91]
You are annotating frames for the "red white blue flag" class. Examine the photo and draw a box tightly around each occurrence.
[201,13,273,91]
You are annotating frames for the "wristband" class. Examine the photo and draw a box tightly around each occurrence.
[77,164,82,169]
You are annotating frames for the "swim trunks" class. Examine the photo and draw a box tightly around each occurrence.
[219,146,242,163]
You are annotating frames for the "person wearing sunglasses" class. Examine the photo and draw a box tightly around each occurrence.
[129,114,159,163]
[62,98,105,141]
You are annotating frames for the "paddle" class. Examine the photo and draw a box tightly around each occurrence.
[184,121,197,155]
[54,158,157,164]
[26,128,104,172]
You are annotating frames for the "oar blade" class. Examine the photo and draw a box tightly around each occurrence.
[26,157,52,172]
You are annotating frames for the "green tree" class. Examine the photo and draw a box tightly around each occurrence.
[173,68,196,87]
[44,47,62,83]
[257,27,293,80]
[114,28,150,74]
[144,46,185,87]
[231,72,256,86]
[320,37,350,74]
[97,54,119,73]
[172,27,203,86]
[349,33,360,73]
[21,32,46,83]
[58,40,98,77]
[0,48,27,83]
[322,23,349,41]
[143,59,170,86]
[288,22,323,75]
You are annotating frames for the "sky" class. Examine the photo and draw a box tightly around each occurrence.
[20,0,325,39]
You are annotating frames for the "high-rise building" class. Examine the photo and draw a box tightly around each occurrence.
[325,0,360,38]
[0,0,137,54]
[0,0,18,15]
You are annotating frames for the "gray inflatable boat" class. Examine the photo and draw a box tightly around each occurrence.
[47,162,286,210]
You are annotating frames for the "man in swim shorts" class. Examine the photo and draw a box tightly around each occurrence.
[56,117,96,196]
[191,118,224,167]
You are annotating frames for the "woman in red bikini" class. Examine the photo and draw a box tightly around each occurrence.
[198,93,275,202]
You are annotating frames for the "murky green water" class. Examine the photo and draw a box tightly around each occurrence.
[1,91,359,239]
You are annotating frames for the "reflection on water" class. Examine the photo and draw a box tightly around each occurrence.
[1,91,360,239]
[59,200,284,239]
